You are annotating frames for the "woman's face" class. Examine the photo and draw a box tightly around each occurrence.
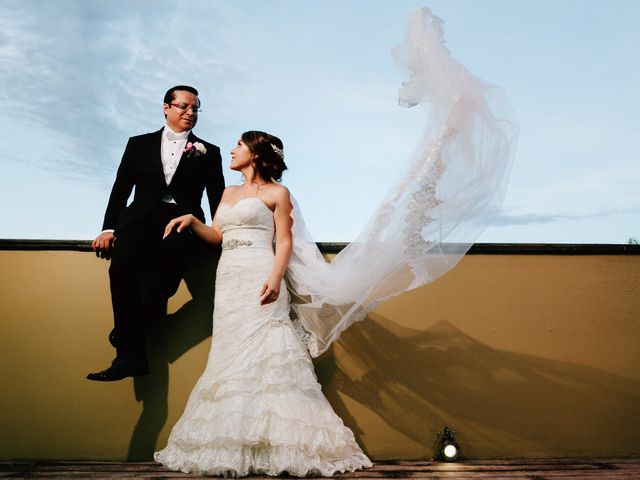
[230,139,253,171]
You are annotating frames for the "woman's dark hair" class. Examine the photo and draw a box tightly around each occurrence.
[241,131,287,182]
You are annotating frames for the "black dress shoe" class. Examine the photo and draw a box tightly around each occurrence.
[87,357,149,381]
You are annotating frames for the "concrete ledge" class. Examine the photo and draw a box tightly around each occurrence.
[1,239,639,255]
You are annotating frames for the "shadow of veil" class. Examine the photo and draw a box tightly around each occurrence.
[126,244,219,460]
[316,313,640,458]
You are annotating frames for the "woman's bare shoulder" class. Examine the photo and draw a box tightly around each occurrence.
[269,184,291,205]
[260,183,290,211]
[270,183,290,197]
[220,185,239,200]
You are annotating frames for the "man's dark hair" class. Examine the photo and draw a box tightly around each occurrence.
[163,85,199,105]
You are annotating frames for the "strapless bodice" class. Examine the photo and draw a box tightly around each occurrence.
[217,197,275,251]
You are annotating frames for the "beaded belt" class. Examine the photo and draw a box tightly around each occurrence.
[221,239,253,251]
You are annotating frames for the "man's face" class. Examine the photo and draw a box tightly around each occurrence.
[163,90,200,132]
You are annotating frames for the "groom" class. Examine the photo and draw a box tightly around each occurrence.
[88,85,225,381]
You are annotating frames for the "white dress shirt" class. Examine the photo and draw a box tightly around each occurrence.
[162,125,190,185]
[161,125,191,203]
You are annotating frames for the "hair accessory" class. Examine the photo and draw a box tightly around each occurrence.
[271,143,284,160]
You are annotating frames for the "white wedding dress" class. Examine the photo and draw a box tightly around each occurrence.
[154,197,372,476]
[156,5,518,477]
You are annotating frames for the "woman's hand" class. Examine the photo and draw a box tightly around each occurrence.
[164,214,194,239]
[259,275,282,305]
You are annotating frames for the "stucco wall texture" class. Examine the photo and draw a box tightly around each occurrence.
[1,249,638,460]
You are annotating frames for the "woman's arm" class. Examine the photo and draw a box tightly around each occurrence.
[163,187,234,245]
[164,214,222,245]
[259,187,293,305]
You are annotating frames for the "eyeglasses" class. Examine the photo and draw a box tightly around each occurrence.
[170,103,202,113]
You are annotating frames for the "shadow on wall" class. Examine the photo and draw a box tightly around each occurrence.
[120,274,640,460]
[125,244,219,461]
[316,313,640,459]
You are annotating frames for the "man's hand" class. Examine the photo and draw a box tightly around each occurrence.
[92,231,116,259]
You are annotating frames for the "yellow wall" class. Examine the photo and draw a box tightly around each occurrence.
[0,249,639,460]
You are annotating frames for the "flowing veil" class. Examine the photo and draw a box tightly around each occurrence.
[286,6,519,357]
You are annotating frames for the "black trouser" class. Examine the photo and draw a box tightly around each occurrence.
[108,202,194,362]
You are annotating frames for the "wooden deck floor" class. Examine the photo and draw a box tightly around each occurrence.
[1,459,640,479]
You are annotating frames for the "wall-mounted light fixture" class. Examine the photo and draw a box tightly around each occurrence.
[434,426,460,462]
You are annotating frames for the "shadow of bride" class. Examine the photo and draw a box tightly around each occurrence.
[316,313,640,458]
[125,244,219,461]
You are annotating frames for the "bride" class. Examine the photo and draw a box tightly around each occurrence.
[155,5,518,477]
[154,131,372,476]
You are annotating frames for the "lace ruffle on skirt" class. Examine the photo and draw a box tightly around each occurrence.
[154,319,371,477]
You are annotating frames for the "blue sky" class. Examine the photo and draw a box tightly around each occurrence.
[0,0,638,243]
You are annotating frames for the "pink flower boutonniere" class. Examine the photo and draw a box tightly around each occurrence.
[184,141,207,158]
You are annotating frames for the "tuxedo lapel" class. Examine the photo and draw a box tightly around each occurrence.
[170,131,198,185]
[150,128,164,181]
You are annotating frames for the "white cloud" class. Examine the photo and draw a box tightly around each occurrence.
[0,1,248,179]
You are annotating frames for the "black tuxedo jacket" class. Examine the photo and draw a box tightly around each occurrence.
[102,128,225,232]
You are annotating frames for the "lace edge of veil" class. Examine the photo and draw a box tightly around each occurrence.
[285,6,519,358]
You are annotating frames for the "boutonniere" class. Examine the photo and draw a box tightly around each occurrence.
[184,141,207,158]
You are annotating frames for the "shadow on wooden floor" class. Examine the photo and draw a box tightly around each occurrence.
[1,459,639,479]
